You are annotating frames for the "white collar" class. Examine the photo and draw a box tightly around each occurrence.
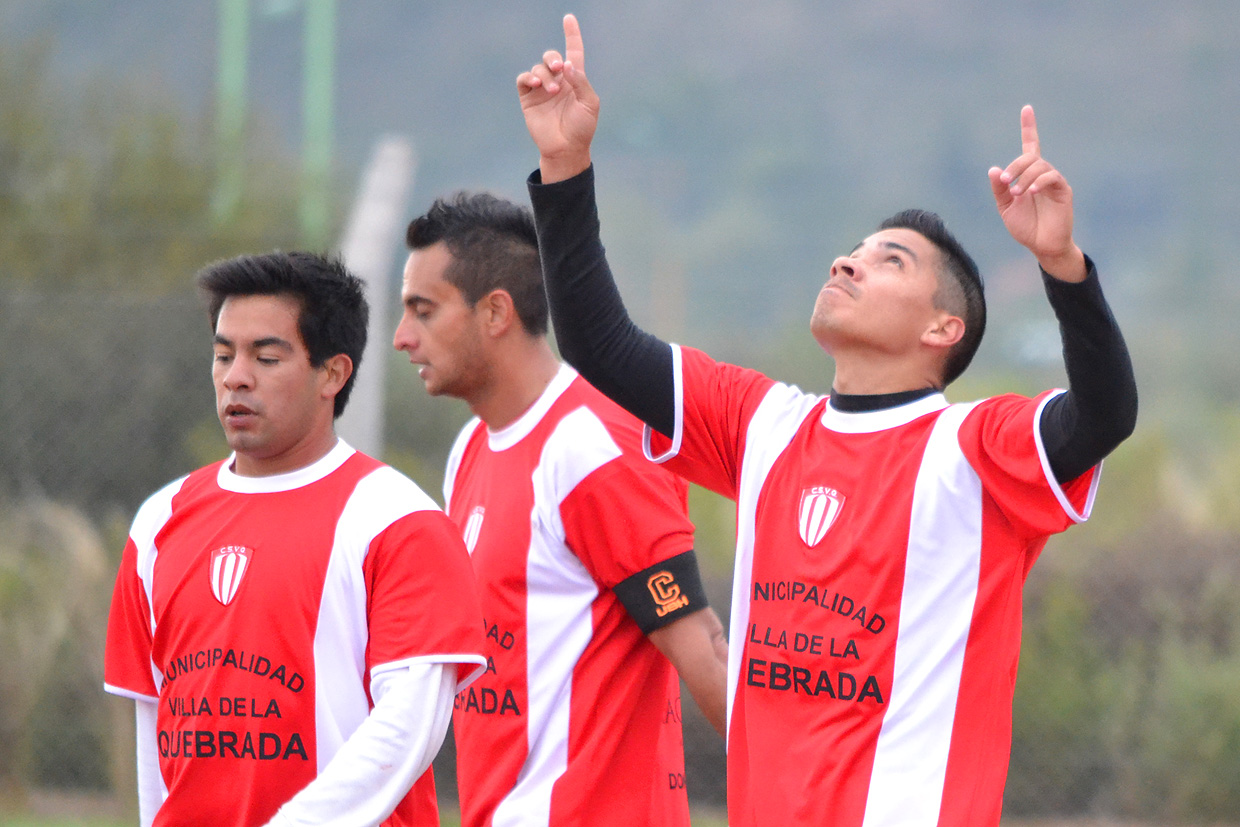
[216,438,356,493]
[818,393,949,434]
[486,363,577,451]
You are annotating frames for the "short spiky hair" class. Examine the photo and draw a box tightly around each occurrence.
[879,209,986,386]
[406,192,546,336]
[197,251,368,418]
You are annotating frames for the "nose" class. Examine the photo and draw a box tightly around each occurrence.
[830,256,859,280]
[393,314,418,353]
[221,356,254,391]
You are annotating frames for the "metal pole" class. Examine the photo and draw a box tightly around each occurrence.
[300,0,336,246]
[212,0,250,224]
[334,137,417,459]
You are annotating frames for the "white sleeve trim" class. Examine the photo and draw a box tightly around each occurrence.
[105,683,159,704]
[263,662,456,827]
[1032,389,1102,523]
[642,342,684,464]
[371,652,487,692]
[135,698,165,827]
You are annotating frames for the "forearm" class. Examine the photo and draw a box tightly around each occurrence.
[648,607,729,738]
[1039,258,1138,483]
[528,165,676,436]
[265,663,455,827]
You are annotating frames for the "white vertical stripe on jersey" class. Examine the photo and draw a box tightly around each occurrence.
[729,381,825,731]
[129,474,189,695]
[444,417,484,513]
[860,402,983,826]
[491,406,614,827]
[313,466,441,772]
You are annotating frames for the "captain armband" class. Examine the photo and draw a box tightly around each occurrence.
[614,550,709,635]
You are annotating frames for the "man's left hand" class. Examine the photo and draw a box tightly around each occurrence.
[988,105,1086,282]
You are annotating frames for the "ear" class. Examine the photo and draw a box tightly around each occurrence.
[478,289,519,338]
[319,353,354,401]
[921,313,965,351]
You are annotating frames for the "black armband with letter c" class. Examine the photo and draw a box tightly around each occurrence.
[613,550,709,635]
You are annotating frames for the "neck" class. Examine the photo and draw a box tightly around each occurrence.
[469,336,561,430]
[827,351,943,396]
[233,427,338,477]
[829,387,939,412]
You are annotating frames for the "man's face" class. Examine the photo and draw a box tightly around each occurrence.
[393,242,490,402]
[809,228,946,359]
[212,294,338,476]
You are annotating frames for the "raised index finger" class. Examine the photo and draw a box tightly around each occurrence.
[563,13,585,73]
[1021,104,1040,158]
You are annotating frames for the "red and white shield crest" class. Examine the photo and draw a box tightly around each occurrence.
[462,506,485,555]
[798,487,845,548]
[210,545,252,606]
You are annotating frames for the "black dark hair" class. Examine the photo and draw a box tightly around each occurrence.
[197,251,368,418]
[879,209,986,386]
[406,192,546,336]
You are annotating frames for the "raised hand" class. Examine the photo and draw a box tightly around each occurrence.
[517,14,600,184]
[988,105,1086,282]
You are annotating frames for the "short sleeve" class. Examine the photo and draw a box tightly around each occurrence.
[557,449,695,591]
[644,344,778,499]
[104,538,159,701]
[363,509,487,689]
[958,391,1101,537]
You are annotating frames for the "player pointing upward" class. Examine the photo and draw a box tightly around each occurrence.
[517,14,1136,827]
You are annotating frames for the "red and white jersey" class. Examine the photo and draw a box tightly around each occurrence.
[645,346,1101,827]
[104,440,486,827]
[444,364,694,827]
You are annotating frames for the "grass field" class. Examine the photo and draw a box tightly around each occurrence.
[2,794,730,827]
[4,793,1192,827]
[0,813,731,827]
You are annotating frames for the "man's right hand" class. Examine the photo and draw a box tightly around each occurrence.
[517,13,599,184]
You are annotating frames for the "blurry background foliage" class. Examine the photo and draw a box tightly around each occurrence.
[2,0,1240,823]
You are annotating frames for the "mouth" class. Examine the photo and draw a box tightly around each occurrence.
[222,402,258,427]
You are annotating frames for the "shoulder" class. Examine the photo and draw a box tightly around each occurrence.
[347,459,442,519]
[128,462,223,544]
[448,416,486,462]
[444,417,485,507]
[957,390,1058,436]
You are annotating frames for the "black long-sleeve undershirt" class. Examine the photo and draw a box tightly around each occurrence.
[530,165,1137,485]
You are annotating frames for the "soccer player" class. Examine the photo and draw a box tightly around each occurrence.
[393,192,728,826]
[104,252,487,827]
[515,15,1138,827]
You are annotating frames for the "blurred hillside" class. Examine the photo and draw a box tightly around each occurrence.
[4,1,1237,446]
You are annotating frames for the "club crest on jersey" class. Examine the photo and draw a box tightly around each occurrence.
[210,545,252,606]
[798,487,845,548]
[462,506,485,555]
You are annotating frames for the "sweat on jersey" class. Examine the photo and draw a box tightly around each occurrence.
[646,345,1100,827]
[444,365,701,827]
[104,440,487,827]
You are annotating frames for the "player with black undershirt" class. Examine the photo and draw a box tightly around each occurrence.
[516,15,1136,827]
